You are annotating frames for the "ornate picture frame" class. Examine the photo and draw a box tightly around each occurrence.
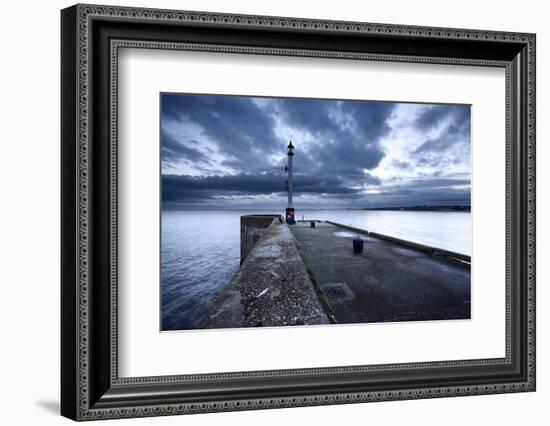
[61,4,535,421]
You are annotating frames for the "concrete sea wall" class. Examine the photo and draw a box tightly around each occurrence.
[240,214,281,264]
[201,218,329,329]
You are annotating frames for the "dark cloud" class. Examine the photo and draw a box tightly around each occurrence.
[161,173,467,209]
[273,99,393,176]
[162,132,211,165]
[399,177,469,189]
[414,122,469,155]
[162,172,368,206]
[163,94,281,172]
[272,98,336,134]
[367,189,470,208]
[341,101,395,141]
[413,104,469,131]
[363,177,471,208]
[412,104,471,168]
[310,135,385,177]
[161,94,470,208]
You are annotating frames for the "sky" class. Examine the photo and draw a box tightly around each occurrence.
[161,93,471,210]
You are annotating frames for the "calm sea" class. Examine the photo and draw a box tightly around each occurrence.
[161,209,471,330]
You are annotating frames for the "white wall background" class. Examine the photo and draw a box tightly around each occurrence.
[0,0,546,424]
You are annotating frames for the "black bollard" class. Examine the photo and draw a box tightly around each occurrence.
[310,221,316,228]
[353,236,364,254]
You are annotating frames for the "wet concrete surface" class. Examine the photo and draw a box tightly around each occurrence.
[290,222,470,324]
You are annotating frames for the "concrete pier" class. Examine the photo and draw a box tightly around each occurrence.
[202,217,470,329]
[201,218,330,329]
[290,222,470,323]
[240,214,281,264]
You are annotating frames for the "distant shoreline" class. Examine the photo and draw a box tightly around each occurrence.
[358,205,471,212]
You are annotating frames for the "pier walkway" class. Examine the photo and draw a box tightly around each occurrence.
[290,222,470,324]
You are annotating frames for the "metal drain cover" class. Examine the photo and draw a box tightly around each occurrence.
[321,282,354,301]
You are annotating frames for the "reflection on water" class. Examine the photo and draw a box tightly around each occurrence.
[161,209,471,330]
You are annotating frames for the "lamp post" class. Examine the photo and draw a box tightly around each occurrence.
[285,141,296,224]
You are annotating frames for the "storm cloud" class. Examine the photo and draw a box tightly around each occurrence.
[413,104,471,168]
[161,94,471,209]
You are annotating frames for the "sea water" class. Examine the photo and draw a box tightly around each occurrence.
[161,209,471,330]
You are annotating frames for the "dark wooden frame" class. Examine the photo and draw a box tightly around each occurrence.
[61,4,536,421]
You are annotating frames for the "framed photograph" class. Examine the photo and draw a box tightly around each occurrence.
[61,4,536,421]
